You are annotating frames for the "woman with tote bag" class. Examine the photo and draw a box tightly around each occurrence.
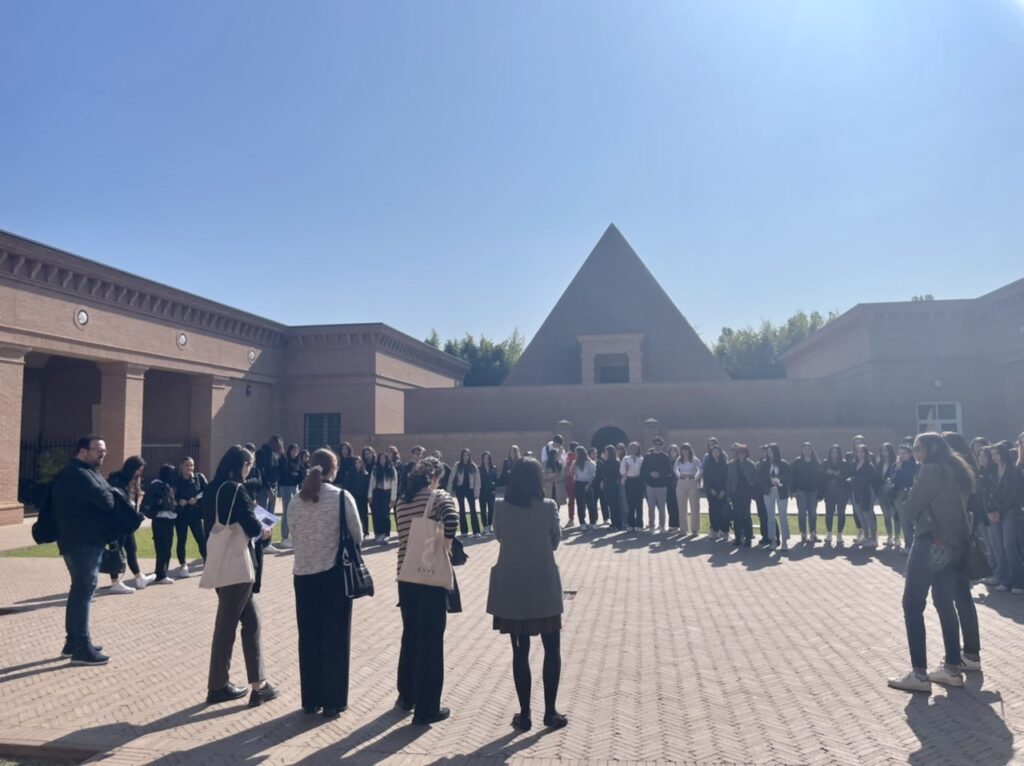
[201,445,279,708]
[394,456,459,725]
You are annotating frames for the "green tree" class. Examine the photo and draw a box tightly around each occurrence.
[911,294,935,302]
[424,328,525,386]
[711,310,834,379]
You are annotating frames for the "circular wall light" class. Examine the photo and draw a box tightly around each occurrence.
[74,308,89,328]
[932,378,944,389]
[248,348,257,363]
[176,332,188,348]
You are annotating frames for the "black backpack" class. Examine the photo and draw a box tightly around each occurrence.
[140,480,167,520]
[31,483,59,545]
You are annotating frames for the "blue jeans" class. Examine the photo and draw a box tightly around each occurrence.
[795,491,818,536]
[63,544,104,656]
[279,484,298,539]
[902,535,963,670]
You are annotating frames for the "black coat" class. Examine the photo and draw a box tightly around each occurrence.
[202,480,266,593]
[479,464,498,495]
[790,457,824,495]
[641,451,673,488]
[52,459,119,553]
[757,459,791,499]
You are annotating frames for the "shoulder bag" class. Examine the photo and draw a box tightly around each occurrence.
[397,490,454,590]
[99,541,127,576]
[199,483,255,590]
[959,496,991,582]
[338,491,374,598]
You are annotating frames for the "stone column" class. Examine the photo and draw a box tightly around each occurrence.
[580,352,596,385]
[190,375,230,475]
[98,363,147,473]
[0,345,30,525]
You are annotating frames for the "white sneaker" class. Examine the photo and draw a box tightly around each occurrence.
[278,538,294,550]
[1012,588,1024,595]
[473,532,481,538]
[264,544,281,554]
[836,533,844,546]
[888,671,931,693]
[154,577,175,585]
[176,564,191,578]
[110,580,135,595]
[960,656,982,672]
[825,532,833,545]
[927,666,964,687]
[134,573,156,590]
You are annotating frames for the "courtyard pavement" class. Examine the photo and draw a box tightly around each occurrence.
[0,509,1022,765]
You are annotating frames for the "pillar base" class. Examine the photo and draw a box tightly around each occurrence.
[0,502,25,526]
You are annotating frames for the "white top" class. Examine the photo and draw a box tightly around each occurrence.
[288,484,364,576]
[574,461,596,483]
[674,458,702,481]
[620,455,644,478]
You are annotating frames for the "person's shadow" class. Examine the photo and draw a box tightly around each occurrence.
[423,726,557,765]
[904,682,1015,765]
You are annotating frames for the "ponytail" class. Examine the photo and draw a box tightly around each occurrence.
[299,448,338,503]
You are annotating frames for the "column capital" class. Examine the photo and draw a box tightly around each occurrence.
[97,361,149,380]
[0,344,32,365]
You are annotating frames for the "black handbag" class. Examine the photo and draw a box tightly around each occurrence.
[446,569,463,613]
[99,542,127,576]
[338,493,374,599]
[450,537,468,567]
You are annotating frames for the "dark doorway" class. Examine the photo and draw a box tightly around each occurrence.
[591,426,628,451]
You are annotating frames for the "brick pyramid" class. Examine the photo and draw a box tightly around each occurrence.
[504,224,728,386]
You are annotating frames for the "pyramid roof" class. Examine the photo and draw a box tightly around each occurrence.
[504,225,728,386]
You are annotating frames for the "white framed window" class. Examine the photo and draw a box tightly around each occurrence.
[916,402,962,434]
[303,413,341,450]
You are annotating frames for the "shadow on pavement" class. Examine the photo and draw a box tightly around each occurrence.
[904,683,1015,765]
[422,725,557,765]
[287,708,428,765]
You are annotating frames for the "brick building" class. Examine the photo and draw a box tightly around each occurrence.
[1,225,1021,525]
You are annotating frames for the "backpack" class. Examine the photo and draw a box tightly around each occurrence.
[31,483,59,544]
[110,486,144,534]
[140,480,167,520]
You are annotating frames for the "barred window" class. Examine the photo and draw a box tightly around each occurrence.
[303,413,341,450]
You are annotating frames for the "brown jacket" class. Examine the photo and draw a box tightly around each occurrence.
[902,463,970,546]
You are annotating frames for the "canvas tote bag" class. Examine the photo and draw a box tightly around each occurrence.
[200,482,256,590]
[397,490,454,590]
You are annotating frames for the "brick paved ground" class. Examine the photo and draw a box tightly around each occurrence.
[0,508,1022,765]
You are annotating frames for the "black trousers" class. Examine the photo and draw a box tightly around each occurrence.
[397,581,447,718]
[456,490,480,534]
[667,478,680,528]
[371,488,392,537]
[731,493,753,543]
[122,531,140,576]
[152,518,175,579]
[355,496,370,536]
[755,494,769,542]
[707,491,730,533]
[575,481,597,524]
[624,477,644,528]
[294,569,352,710]
[175,506,206,564]
[480,490,496,527]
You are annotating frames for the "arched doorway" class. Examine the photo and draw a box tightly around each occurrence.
[591,426,628,451]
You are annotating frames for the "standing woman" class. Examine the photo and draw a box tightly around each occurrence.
[726,445,757,547]
[976,446,999,578]
[394,457,460,725]
[822,446,848,546]
[601,446,623,531]
[348,456,371,536]
[588,447,607,524]
[448,449,482,537]
[336,443,357,489]
[487,457,568,731]
[202,445,278,707]
[849,444,877,548]
[988,441,1023,593]
[759,444,791,551]
[876,443,898,548]
[360,446,377,481]
[620,442,645,532]
[888,433,976,692]
[791,443,824,545]
[499,445,522,488]
[289,448,363,717]
[146,465,179,584]
[107,456,154,592]
[703,445,729,541]
[369,452,398,545]
[892,444,919,550]
[479,451,499,535]
[173,457,208,577]
[616,443,628,518]
[573,446,597,530]
[277,444,305,550]
[674,444,702,537]
[666,444,681,531]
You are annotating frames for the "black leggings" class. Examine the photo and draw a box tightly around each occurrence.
[480,491,495,528]
[122,531,140,576]
[175,507,207,564]
[624,477,644,528]
[510,632,561,717]
[575,482,597,524]
[825,493,848,534]
[456,491,480,534]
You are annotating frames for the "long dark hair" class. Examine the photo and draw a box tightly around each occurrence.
[480,451,495,472]
[210,445,254,490]
[826,444,843,464]
[878,442,897,468]
[373,452,396,484]
[679,443,695,462]
[504,457,545,508]
[916,433,975,495]
[942,432,978,473]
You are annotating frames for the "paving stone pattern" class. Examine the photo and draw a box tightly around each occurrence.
[0,510,1022,765]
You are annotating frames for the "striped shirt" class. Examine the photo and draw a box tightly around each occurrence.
[395,487,459,578]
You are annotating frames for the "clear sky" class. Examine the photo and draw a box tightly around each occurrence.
[2,1,1023,346]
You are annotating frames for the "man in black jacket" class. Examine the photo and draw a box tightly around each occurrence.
[52,434,117,665]
[641,436,673,532]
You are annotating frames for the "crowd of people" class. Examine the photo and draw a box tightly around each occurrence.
[40,424,1024,727]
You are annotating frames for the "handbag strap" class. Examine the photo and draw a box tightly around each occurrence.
[216,482,243,526]
[422,489,437,520]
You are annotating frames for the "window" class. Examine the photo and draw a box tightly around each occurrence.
[595,353,630,384]
[916,402,962,434]
[303,413,341,450]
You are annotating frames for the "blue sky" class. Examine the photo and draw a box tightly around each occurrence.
[2,1,1023,346]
